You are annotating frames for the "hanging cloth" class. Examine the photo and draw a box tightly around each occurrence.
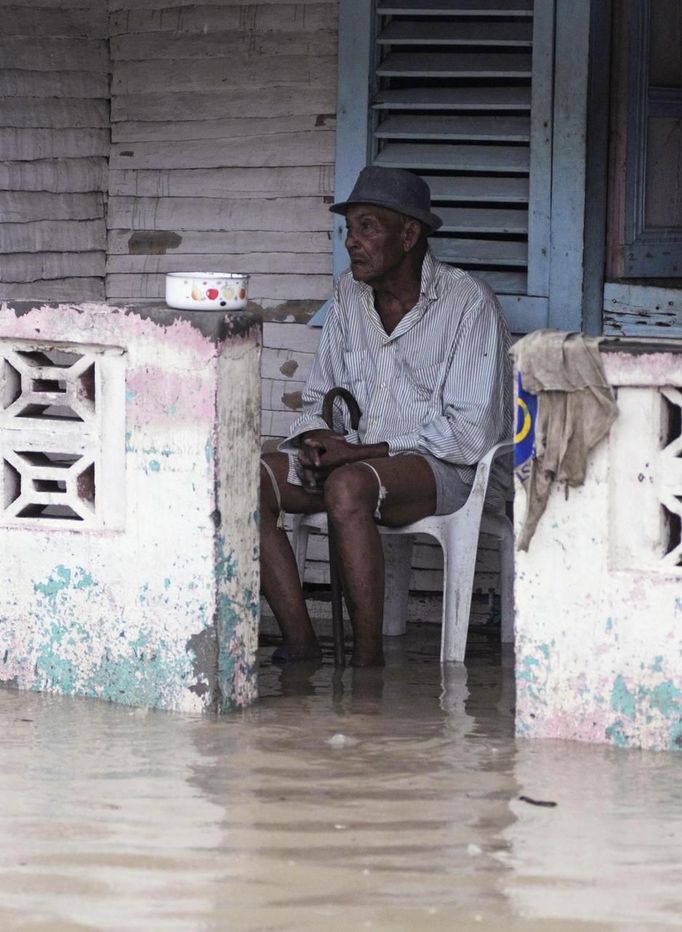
[511,330,618,551]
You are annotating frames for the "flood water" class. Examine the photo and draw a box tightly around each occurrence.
[1,625,681,931]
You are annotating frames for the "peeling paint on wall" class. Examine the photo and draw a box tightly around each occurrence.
[0,302,261,713]
[514,347,682,752]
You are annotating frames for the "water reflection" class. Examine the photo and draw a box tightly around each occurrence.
[0,626,679,930]
[193,626,520,930]
[501,738,682,928]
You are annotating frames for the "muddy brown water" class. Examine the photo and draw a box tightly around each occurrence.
[1,626,680,931]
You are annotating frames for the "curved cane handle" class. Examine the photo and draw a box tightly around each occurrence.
[321,387,362,432]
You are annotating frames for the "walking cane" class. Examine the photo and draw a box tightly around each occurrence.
[320,388,361,668]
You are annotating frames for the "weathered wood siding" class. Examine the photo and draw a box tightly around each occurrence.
[107,0,337,307]
[0,0,109,302]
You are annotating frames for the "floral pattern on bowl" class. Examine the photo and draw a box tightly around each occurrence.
[166,273,250,311]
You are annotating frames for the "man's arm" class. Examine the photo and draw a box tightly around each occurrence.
[385,291,512,465]
[278,295,363,454]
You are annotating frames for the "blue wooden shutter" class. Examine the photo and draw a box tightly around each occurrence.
[334,0,554,333]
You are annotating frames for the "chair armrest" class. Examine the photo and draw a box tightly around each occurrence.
[479,439,513,468]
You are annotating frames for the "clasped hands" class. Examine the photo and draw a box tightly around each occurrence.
[298,430,389,492]
[298,430,353,492]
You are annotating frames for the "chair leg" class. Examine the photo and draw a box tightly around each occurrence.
[497,516,515,644]
[482,513,515,644]
[440,516,480,663]
[381,535,413,636]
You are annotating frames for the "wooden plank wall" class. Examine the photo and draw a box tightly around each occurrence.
[0,0,109,302]
[106,0,338,307]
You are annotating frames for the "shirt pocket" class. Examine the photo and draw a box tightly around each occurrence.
[342,350,368,408]
[404,361,442,400]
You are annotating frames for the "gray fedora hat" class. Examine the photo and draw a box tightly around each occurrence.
[330,166,443,233]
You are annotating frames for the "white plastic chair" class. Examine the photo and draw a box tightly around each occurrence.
[289,441,514,663]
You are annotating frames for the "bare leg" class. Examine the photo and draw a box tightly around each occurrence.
[260,452,324,660]
[323,455,437,667]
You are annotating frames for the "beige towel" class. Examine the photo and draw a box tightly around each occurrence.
[511,330,618,550]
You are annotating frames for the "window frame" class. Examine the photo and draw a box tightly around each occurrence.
[623,0,682,279]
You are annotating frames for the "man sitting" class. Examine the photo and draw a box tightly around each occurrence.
[261,166,512,667]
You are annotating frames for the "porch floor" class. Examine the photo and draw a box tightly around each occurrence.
[0,624,680,930]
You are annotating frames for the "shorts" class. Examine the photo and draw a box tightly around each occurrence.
[420,453,508,516]
[279,449,506,517]
[419,453,472,515]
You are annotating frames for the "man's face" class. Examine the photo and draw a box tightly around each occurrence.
[344,204,408,284]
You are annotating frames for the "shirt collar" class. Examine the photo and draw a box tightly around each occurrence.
[419,248,439,303]
[359,248,439,339]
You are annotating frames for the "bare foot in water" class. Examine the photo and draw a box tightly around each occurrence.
[350,645,385,668]
[271,641,323,664]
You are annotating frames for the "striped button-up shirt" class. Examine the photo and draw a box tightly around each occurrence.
[281,250,513,486]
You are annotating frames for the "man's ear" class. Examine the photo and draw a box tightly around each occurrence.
[402,218,422,252]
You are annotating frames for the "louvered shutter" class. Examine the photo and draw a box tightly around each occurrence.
[332,0,554,332]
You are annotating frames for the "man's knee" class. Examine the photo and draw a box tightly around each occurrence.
[324,464,377,522]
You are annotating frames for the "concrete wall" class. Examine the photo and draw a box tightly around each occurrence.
[0,301,261,712]
[514,344,682,751]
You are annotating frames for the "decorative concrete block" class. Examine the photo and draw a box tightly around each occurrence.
[0,302,261,713]
[514,343,682,752]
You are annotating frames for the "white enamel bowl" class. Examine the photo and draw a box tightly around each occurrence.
[165,272,250,311]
